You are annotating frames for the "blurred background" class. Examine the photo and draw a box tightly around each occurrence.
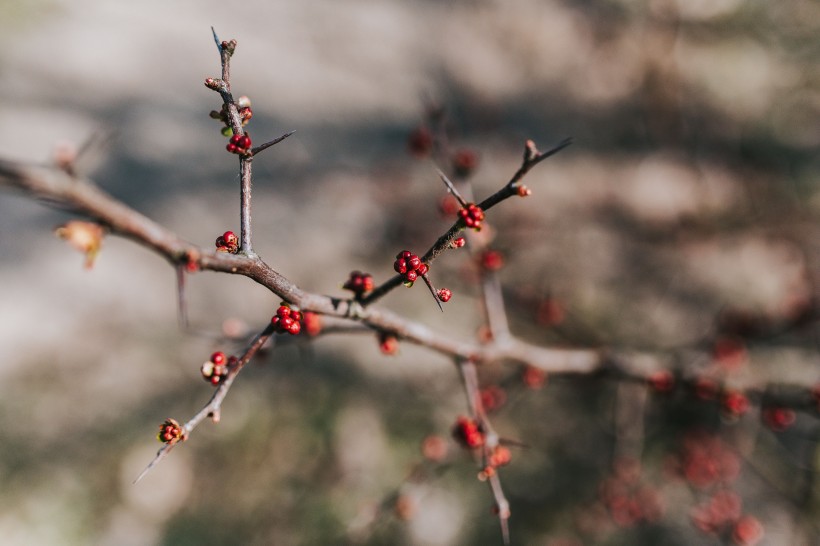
[0,0,819,544]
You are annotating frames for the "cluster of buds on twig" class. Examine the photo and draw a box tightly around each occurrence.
[459,203,485,231]
[157,418,184,444]
[201,351,237,386]
[226,133,252,155]
[394,250,429,286]
[215,230,239,253]
[210,96,253,136]
[271,303,302,335]
[343,270,374,298]
[452,416,485,449]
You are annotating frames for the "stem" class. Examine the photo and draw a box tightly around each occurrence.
[240,156,253,254]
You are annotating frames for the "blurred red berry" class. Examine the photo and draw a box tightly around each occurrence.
[762,406,795,431]
[407,126,433,158]
[648,370,675,393]
[522,365,547,389]
[452,148,479,177]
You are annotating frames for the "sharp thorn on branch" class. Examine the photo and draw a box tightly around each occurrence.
[133,443,175,484]
[421,273,444,312]
[435,167,468,207]
[211,26,221,52]
[533,137,573,164]
[251,130,296,156]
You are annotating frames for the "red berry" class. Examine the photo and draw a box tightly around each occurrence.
[489,445,512,467]
[762,407,795,431]
[408,126,433,158]
[287,321,301,335]
[416,263,429,276]
[480,250,504,271]
[405,270,418,282]
[452,148,478,177]
[647,370,675,393]
[211,351,226,366]
[226,143,238,153]
[721,391,749,417]
[279,316,294,330]
[303,312,322,336]
[276,305,291,318]
[222,231,238,246]
[379,333,399,355]
[452,237,466,248]
[452,416,484,449]
[407,255,421,270]
[732,515,764,546]
[230,134,242,145]
[522,365,547,389]
[437,288,452,302]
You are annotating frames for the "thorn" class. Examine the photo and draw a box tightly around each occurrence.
[250,130,296,156]
[211,27,221,52]
[435,168,468,207]
[533,137,573,164]
[421,273,444,312]
[133,443,174,484]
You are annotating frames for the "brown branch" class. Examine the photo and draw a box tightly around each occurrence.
[459,359,510,545]
[0,158,600,374]
[135,322,276,483]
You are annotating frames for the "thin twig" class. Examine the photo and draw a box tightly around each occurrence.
[251,130,295,156]
[135,322,276,483]
[436,168,468,207]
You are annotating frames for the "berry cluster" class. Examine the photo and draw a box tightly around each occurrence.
[452,416,485,449]
[271,304,302,335]
[393,250,428,285]
[226,133,252,155]
[209,96,253,135]
[597,459,664,528]
[157,418,184,444]
[201,351,237,386]
[458,203,485,230]
[215,230,239,253]
[343,270,374,298]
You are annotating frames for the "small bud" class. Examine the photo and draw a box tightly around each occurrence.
[157,418,184,443]
[516,184,532,197]
[55,220,105,269]
[480,250,504,271]
[378,332,399,355]
[236,95,252,109]
[303,312,323,336]
[437,288,452,303]
[408,126,433,158]
[452,148,479,178]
